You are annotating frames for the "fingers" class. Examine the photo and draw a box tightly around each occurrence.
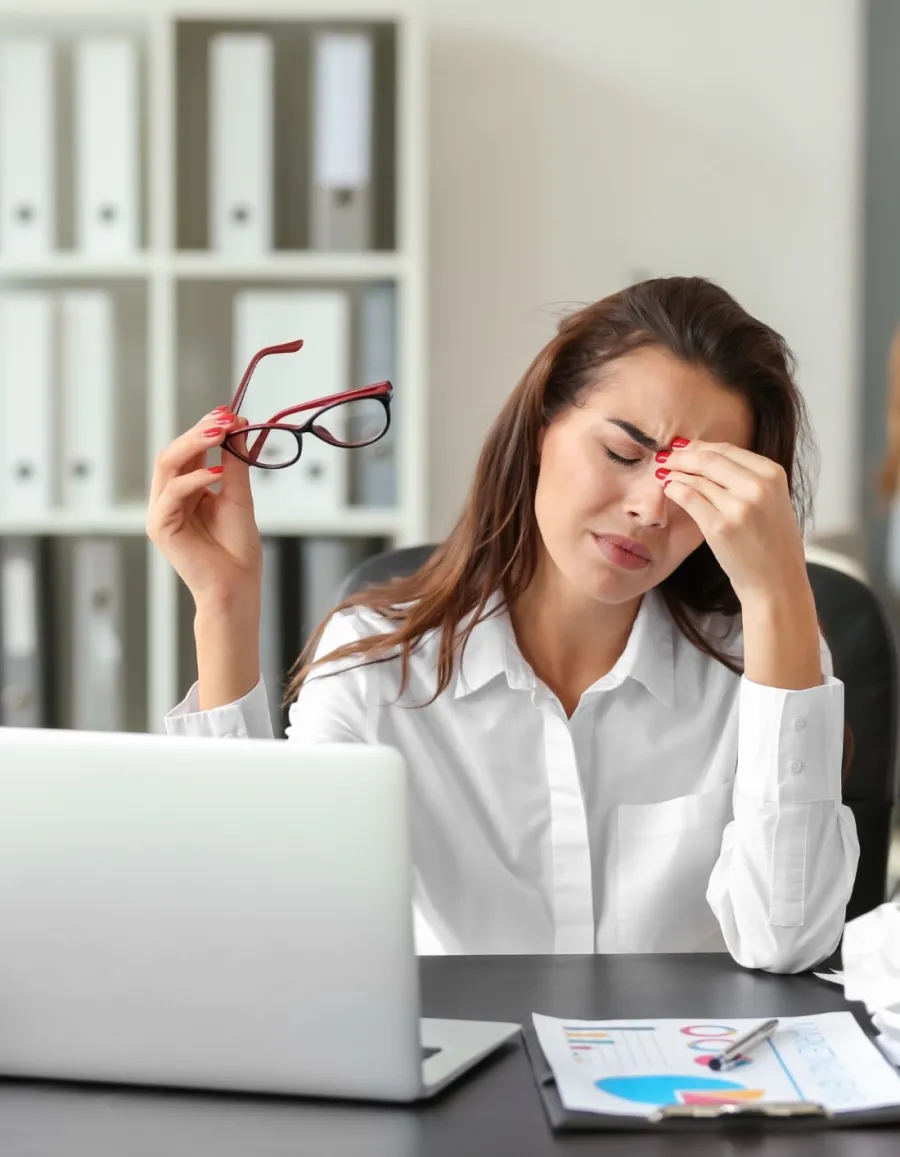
[217,416,254,504]
[148,406,237,508]
[146,465,224,541]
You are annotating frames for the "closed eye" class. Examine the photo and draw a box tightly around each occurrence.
[604,447,641,467]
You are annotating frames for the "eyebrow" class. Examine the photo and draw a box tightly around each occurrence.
[606,419,660,452]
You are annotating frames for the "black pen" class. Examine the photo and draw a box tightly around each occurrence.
[708,1018,779,1071]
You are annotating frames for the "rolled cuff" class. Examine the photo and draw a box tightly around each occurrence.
[164,678,274,740]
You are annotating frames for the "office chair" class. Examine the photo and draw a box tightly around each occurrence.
[338,546,899,921]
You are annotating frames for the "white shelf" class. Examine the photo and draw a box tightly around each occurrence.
[170,251,407,281]
[1,2,427,733]
[0,505,402,538]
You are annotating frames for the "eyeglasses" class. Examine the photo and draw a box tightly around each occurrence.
[221,338,393,470]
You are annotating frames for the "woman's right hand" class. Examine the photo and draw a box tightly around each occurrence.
[147,408,262,610]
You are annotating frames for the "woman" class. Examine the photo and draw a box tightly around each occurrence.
[149,276,858,972]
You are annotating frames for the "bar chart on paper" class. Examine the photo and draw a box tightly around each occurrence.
[534,1013,900,1117]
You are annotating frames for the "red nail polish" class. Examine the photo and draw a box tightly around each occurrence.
[207,465,223,475]
[203,427,221,437]
[655,468,670,480]
[212,406,229,413]
[672,437,690,448]
[216,414,236,425]
[655,450,671,463]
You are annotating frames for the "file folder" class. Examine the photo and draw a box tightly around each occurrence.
[0,537,48,727]
[358,283,397,505]
[299,536,370,645]
[73,37,140,254]
[233,289,350,519]
[311,30,373,250]
[60,290,115,511]
[71,538,125,732]
[209,34,273,253]
[0,291,54,515]
[260,537,285,736]
[0,37,54,255]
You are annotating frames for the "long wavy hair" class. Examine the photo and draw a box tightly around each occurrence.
[285,276,818,707]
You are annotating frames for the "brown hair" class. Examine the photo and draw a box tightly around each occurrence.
[285,276,819,708]
[877,324,900,499]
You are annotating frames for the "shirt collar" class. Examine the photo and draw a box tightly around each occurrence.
[454,588,677,707]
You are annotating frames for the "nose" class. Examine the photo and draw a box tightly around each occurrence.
[625,470,668,529]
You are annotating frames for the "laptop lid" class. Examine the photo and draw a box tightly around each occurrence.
[0,728,423,1100]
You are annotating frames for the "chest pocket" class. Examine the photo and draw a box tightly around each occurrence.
[614,782,733,953]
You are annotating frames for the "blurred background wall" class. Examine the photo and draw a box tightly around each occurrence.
[425,0,862,541]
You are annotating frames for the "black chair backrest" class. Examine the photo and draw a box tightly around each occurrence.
[339,548,898,920]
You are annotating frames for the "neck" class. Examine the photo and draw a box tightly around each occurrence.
[509,559,643,717]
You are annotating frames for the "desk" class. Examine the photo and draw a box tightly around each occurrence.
[0,954,896,1156]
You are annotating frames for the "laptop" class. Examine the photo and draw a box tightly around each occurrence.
[0,727,520,1101]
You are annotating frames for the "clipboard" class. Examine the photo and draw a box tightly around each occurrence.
[522,1023,900,1131]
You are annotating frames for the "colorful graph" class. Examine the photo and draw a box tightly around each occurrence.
[693,1053,751,1069]
[596,1074,765,1107]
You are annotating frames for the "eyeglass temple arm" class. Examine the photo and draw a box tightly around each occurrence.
[229,339,305,414]
[265,381,392,427]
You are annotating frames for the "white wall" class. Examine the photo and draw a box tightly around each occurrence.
[424,0,863,540]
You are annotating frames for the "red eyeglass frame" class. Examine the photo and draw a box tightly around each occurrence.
[221,338,393,469]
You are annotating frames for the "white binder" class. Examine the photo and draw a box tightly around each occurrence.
[358,283,397,505]
[0,37,55,254]
[73,37,140,254]
[259,538,285,736]
[60,290,115,511]
[71,538,125,732]
[0,537,47,728]
[311,30,373,250]
[299,537,370,645]
[209,34,273,254]
[0,291,54,515]
[233,290,350,519]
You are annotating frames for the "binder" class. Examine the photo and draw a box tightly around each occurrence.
[0,291,54,515]
[232,290,350,519]
[71,538,125,732]
[73,37,140,254]
[0,37,54,254]
[357,283,397,505]
[310,30,373,250]
[522,1024,900,1132]
[209,34,273,253]
[0,537,48,727]
[299,536,370,645]
[259,538,285,736]
[60,290,115,511]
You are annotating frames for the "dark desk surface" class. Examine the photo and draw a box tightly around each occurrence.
[0,953,896,1156]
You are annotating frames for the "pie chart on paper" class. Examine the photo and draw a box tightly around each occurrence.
[596,1074,765,1106]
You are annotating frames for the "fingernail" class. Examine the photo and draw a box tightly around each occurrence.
[655,468,670,480]
[203,427,222,437]
[672,437,690,448]
[207,465,223,475]
[211,406,229,414]
[655,450,671,463]
[216,414,236,425]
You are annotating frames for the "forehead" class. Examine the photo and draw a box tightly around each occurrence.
[576,346,753,449]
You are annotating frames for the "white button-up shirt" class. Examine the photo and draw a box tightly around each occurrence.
[166,590,859,972]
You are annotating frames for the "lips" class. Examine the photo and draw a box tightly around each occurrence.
[596,534,652,562]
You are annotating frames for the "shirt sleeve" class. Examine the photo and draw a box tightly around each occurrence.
[164,609,370,743]
[706,632,860,974]
[165,677,275,739]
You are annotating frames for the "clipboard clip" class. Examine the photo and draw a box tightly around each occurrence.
[652,1101,831,1122]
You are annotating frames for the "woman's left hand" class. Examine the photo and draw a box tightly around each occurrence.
[657,439,810,605]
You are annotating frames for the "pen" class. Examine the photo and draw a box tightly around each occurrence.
[708,1018,779,1071]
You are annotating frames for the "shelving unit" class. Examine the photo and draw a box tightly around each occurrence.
[0,0,427,732]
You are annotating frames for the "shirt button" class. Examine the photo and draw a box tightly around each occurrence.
[792,718,807,732]
[789,759,804,774]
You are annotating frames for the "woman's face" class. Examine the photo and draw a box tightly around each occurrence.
[534,346,754,604]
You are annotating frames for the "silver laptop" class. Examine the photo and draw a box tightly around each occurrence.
[0,727,519,1101]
